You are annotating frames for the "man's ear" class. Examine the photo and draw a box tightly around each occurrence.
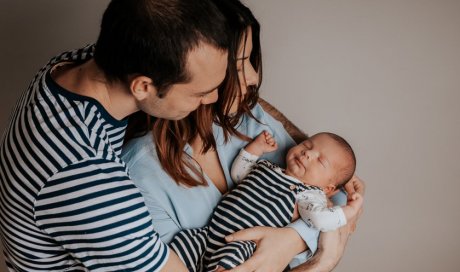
[130,76,155,100]
[324,184,338,198]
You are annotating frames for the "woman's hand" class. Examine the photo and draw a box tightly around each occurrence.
[225,226,306,272]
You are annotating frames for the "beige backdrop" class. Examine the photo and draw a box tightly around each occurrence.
[1,0,459,271]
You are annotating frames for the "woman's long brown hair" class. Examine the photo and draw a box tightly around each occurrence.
[125,0,263,187]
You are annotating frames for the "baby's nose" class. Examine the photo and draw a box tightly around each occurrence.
[306,149,319,159]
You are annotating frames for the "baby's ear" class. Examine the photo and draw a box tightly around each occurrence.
[324,184,338,198]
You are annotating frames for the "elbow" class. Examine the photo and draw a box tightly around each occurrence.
[230,169,240,183]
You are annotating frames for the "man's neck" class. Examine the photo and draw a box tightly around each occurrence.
[51,59,138,120]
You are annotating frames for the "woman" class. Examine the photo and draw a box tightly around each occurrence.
[122,0,364,271]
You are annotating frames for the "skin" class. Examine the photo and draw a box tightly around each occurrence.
[285,134,348,192]
[51,41,228,272]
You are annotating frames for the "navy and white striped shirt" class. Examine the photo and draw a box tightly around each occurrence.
[0,45,168,271]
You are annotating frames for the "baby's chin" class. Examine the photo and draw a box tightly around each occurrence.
[285,165,303,179]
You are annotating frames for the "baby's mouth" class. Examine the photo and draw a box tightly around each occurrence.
[294,157,305,168]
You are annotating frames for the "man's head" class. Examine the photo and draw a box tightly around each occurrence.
[94,0,229,119]
[285,132,356,196]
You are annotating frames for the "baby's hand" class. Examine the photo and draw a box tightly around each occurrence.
[342,193,363,222]
[347,193,363,215]
[245,130,278,156]
[260,130,278,152]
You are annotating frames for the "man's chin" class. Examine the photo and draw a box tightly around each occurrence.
[171,112,191,120]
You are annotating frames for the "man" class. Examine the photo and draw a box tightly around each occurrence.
[0,0,228,271]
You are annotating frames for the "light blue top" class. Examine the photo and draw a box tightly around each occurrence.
[122,103,347,266]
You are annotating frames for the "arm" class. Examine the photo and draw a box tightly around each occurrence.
[231,148,260,183]
[298,192,363,232]
[35,159,186,271]
[289,224,351,272]
[162,251,189,272]
[258,97,308,143]
[297,196,347,232]
[231,131,278,183]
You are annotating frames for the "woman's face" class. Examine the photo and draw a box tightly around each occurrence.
[229,27,259,114]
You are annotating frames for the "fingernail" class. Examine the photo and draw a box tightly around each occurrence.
[225,235,233,242]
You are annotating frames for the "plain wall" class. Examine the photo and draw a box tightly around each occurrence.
[1,1,459,271]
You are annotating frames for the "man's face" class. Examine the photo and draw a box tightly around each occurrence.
[285,134,348,188]
[140,42,228,120]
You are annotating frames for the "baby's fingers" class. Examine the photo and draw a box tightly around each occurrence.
[264,132,277,146]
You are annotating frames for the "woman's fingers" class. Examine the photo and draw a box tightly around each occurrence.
[225,226,263,243]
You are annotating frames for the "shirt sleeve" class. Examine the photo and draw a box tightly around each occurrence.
[297,193,347,232]
[330,187,348,206]
[287,220,319,267]
[230,148,260,183]
[35,158,169,272]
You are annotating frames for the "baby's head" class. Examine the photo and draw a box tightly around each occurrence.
[285,132,356,196]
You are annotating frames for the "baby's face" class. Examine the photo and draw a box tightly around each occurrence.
[285,134,348,188]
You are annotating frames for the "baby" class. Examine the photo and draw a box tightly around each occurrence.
[170,131,363,272]
[231,131,362,231]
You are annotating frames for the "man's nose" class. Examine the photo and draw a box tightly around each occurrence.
[201,89,218,105]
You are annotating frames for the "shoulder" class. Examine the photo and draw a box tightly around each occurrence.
[121,134,173,191]
[122,134,157,168]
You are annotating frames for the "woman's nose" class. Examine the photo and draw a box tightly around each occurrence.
[244,64,259,87]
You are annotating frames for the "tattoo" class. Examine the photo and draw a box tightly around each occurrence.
[258,98,308,143]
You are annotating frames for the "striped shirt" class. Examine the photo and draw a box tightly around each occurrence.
[0,45,168,271]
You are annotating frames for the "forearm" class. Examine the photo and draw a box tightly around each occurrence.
[299,205,347,232]
[161,250,188,272]
[289,250,337,272]
[258,97,308,143]
[231,148,259,182]
[290,225,350,272]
